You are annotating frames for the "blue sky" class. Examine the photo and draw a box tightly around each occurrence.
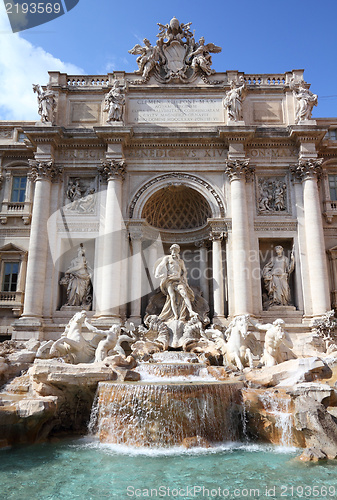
[0,0,337,120]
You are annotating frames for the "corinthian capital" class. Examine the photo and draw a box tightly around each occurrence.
[28,160,62,182]
[290,158,323,181]
[99,159,126,182]
[225,159,254,182]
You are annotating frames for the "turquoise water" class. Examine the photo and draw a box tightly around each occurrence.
[0,439,336,500]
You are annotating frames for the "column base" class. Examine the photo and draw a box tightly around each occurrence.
[12,315,45,341]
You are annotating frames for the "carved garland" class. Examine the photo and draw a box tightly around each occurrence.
[128,173,225,218]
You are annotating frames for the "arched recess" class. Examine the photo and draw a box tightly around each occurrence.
[128,173,225,221]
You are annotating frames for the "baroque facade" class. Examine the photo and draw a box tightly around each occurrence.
[1,17,337,340]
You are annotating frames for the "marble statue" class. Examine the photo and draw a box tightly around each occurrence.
[103,81,125,123]
[250,318,293,367]
[294,83,317,123]
[154,244,197,322]
[84,321,121,363]
[144,314,170,350]
[223,79,247,121]
[262,245,295,307]
[190,37,221,77]
[213,315,254,370]
[60,244,92,308]
[129,38,162,81]
[32,83,56,124]
[50,310,95,364]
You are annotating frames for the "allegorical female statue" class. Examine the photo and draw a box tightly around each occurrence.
[60,244,92,309]
[262,245,295,307]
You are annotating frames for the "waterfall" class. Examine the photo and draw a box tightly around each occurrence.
[89,381,243,447]
[258,390,293,446]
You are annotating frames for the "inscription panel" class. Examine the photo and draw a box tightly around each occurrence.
[128,98,224,124]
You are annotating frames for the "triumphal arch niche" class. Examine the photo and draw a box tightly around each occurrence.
[0,16,336,341]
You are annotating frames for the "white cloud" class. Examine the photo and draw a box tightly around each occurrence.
[0,6,83,121]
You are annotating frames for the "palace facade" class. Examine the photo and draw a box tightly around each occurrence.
[1,19,337,340]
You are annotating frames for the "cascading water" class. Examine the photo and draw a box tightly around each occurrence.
[89,378,243,447]
[258,390,294,446]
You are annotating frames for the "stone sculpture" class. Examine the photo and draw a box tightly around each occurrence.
[250,318,293,367]
[154,244,197,322]
[129,38,162,81]
[258,178,287,213]
[213,315,255,370]
[50,310,95,364]
[129,17,221,83]
[60,244,92,309]
[65,178,96,213]
[294,83,317,123]
[262,245,294,307]
[103,81,126,123]
[32,83,56,124]
[223,79,247,121]
[189,36,221,77]
[84,322,121,363]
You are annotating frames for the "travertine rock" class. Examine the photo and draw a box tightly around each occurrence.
[245,357,330,387]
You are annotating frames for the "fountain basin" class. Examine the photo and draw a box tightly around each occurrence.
[90,380,243,447]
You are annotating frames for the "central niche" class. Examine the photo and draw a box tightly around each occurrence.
[142,185,212,230]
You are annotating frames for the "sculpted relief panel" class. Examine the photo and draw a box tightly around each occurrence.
[257,176,289,215]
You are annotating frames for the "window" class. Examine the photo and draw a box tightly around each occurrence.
[11,176,27,202]
[2,262,19,292]
[325,130,337,141]
[329,175,337,201]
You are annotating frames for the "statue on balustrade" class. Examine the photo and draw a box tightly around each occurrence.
[294,83,317,123]
[103,80,125,123]
[32,83,56,124]
[262,245,295,308]
[60,244,92,309]
[154,244,197,322]
[223,79,247,121]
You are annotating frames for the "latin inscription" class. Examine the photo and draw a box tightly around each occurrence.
[58,149,103,160]
[125,148,227,159]
[129,98,224,123]
[248,148,297,158]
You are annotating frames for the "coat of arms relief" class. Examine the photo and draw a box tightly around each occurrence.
[129,17,222,84]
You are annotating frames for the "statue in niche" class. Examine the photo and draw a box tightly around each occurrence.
[129,38,162,81]
[103,81,126,123]
[258,178,287,213]
[60,244,92,309]
[250,318,294,367]
[223,79,247,121]
[154,244,198,322]
[189,36,222,77]
[262,245,295,307]
[32,83,56,124]
[294,83,317,123]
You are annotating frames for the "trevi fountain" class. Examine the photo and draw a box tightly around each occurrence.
[0,16,337,500]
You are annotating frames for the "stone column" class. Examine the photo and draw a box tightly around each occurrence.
[225,159,254,316]
[209,224,226,322]
[21,161,62,322]
[129,227,143,325]
[196,240,210,306]
[98,160,126,320]
[292,159,330,315]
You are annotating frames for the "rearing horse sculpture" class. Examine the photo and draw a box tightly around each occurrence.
[213,314,254,370]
